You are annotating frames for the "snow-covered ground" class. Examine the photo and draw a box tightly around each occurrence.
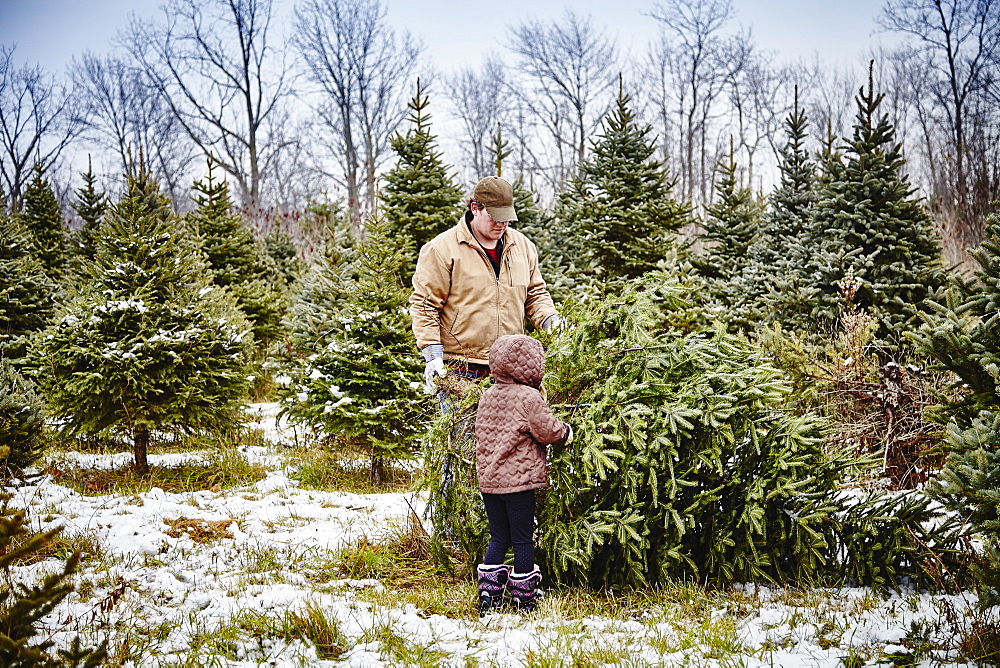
[4,404,984,666]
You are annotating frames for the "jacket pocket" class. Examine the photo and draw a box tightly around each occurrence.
[506,253,529,287]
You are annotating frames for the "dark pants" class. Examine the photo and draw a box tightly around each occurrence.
[482,489,536,573]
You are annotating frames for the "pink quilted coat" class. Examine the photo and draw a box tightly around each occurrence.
[475,335,570,494]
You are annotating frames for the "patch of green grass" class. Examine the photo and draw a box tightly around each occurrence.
[319,516,477,618]
[287,447,417,493]
[524,628,650,667]
[6,528,103,566]
[361,621,448,666]
[45,446,266,496]
[184,604,348,663]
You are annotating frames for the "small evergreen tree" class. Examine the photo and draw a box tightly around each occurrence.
[264,229,303,288]
[779,65,946,346]
[693,143,766,329]
[187,159,288,352]
[0,493,107,667]
[19,164,70,282]
[911,213,1000,604]
[0,359,45,475]
[0,217,58,360]
[557,77,689,284]
[382,79,464,278]
[285,221,358,358]
[29,165,253,474]
[751,96,824,331]
[284,211,428,482]
[766,90,817,251]
[72,157,108,262]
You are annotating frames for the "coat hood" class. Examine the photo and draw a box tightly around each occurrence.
[489,334,545,388]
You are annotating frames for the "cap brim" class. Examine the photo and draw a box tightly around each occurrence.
[485,205,517,222]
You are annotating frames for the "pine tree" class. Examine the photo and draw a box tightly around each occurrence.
[766,121,852,337]
[28,165,253,474]
[0,216,58,361]
[693,143,766,329]
[761,96,822,330]
[187,158,288,352]
[382,79,464,278]
[19,164,70,282]
[264,229,303,288]
[767,90,817,248]
[72,157,108,262]
[0,493,107,667]
[285,223,358,357]
[911,213,1000,604]
[0,359,45,475]
[780,65,946,346]
[557,77,689,284]
[283,211,428,482]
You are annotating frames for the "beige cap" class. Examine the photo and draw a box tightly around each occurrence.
[471,176,517,222]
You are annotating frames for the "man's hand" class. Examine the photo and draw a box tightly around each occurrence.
[421,345,448,394]
[541,314,566,332]
[424,359,447,394]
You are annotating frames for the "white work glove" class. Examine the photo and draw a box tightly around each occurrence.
[541,314,566,332]
[564,424,574,446]
[421,344,448,394]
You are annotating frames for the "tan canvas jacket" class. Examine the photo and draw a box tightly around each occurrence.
[409,219,557,365]
[475,335,569,494]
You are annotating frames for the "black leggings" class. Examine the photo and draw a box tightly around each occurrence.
[482,489,536,573]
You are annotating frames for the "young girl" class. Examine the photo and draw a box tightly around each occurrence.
[474,334,572,615]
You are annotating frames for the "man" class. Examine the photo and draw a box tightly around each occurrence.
[410,176,561,394]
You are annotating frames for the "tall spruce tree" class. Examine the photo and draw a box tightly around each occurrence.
[557,77,689,284]
[767,120,852,337]
[19,164,70,283]
[187,158,287,351]
[693,144,766,329]
[0,216,57,361]
[766,90,817,249]
[761,94,821,329]
[911,213,1000,604]
[283,211,428,482]
[382,79,464,278]
[72,157,108,262]
[782,65,946,345]
[29,165,253,474]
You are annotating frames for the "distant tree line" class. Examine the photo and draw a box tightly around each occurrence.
[0,0,997,267]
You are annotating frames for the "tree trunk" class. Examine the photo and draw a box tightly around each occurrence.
[133,424,150,475]
[370,454,385,485]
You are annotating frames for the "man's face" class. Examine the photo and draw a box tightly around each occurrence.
[470,205,508,243]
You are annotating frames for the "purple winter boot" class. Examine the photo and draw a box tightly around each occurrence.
[477,564,509,616]
[508,566,542,613]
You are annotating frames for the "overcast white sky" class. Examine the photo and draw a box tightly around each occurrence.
[2,0,885,75]
[0,0,890,191]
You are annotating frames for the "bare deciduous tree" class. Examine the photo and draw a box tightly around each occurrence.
[447,56,508,182]
[71,51,198,202]
[122,0,293,207]
[508,10,618,192]
[646,0,744,205]
[0,46,81,213]
[293,0,422,223]
[722,41,787,191]
[879,0,1000,258]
